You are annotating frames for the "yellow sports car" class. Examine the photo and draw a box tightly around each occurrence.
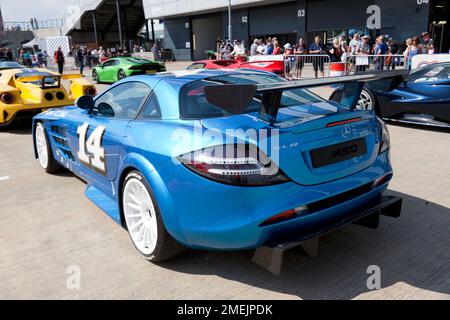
[0,68,97,127]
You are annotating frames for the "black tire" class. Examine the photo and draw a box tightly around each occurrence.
[118,69,126,80]
[122,171,186,262]
[92,69,99,82]
[34,122,61,173]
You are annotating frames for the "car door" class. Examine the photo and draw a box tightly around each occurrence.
[100,59,118,82]
[70,81,152,197]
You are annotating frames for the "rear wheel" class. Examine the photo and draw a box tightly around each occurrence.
[118,69,127,80]
[122,171,185,262]
[357,88,376,111]
[92,69,99,82]
[34,122,60,173]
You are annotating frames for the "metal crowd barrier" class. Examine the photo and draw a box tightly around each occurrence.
[284,55,331,79]
[344,54,406,74]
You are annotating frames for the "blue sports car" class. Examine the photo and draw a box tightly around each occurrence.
[358,62,450,128]
[32,69,402,265]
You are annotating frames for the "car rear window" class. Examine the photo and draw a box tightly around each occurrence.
[127,58,152,64]
[408,64,450,83]
[179,74,336,120]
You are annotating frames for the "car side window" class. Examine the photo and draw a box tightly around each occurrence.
[114,60,121,66]
[139,93,161,119]
[103,60,114,67]
[94,82,151,119]
[188,63,205,70]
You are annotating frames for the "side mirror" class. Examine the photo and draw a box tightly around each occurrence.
[76,95,94,110]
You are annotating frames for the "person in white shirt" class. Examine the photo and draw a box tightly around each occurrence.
[231,40,246,56]
[257,41,266,55]
[349,33,362,54]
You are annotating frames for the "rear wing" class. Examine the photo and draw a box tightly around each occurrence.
[204,70,407,124]
[61,74,83,80]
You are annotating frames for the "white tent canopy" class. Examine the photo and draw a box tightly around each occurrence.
[22,37,47,51]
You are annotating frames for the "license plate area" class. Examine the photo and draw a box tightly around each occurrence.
[145,70,157,74]
[310,138,367,168]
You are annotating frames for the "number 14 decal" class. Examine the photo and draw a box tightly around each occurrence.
[77,123,106,173]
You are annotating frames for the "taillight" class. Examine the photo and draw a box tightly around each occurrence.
[85,87,97,97]
[260,205,308,226]
[377,117,390,153]
[177,144,290,186]
[0,92,14,104]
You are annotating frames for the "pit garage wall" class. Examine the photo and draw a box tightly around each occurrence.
[163,18,191,61]
[160,0,430,61]
[307,0,429,41]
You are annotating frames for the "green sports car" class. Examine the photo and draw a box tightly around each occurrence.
[92,57,166,83]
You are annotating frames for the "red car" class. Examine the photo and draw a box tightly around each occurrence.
[187,59,285,76]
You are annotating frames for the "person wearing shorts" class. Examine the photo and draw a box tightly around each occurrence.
[294,38,307,79]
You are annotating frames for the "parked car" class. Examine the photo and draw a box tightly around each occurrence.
[187,59,285,76]
[92,57,166,83]
[0,68,96,127]
[357,63,450,128]
[32,70,402,265]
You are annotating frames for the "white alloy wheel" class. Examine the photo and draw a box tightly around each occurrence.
[35,123,49,169]
[357,89,374,111]
[123,176,158,255]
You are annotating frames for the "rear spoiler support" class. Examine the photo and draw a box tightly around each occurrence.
[203,70,408,125]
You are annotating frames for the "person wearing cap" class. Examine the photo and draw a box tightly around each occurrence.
[420,32,435,54]
[355,35,371,72]
[283,43,294,77]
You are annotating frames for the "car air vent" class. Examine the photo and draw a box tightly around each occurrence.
[49,126,73,160]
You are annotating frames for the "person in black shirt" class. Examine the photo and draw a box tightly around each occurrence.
[387,38,399,70]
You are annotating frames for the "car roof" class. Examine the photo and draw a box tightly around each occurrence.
[111,69,278,120]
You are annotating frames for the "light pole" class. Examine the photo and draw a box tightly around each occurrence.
[228,0,232,41]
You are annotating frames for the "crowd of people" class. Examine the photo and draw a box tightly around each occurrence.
[213,31,437,76]
[12,49,48,68]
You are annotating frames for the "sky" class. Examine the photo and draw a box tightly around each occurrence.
[1,0,68,21]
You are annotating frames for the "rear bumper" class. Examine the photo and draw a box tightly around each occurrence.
[1,103,70,127]
[1,107,44,127]
[253,194,402,274]
[266,194,401,247]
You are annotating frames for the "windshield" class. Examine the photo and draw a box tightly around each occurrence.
[408,64,450,83]
[179,74,348,120]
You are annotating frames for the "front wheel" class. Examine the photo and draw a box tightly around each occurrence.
[34,122,60,173]
[122,171,185,262]
[357,88,376,111]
